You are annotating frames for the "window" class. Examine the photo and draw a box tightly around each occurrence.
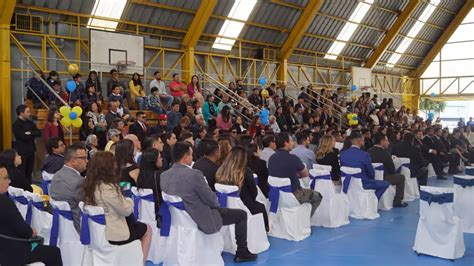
[324,0,374,60]
[386,0,441,67]
[212,0,258,51]
[87,0,128,31]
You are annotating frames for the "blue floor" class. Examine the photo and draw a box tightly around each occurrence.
[155,175,474,265]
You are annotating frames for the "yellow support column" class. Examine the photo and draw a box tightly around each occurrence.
[0,0,16,150]
[182,0,216,82]
[277,59,288,86]
[365,0,420,69]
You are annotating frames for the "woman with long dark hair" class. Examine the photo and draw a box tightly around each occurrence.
[161,132,177,168]
[0,150,31,192]
[203,94,218,128]
[115,139,139,186]
[82,152,151,262]
[84,102,107,148]
[43,108,64,143]
[129,72,146,110]
[187,75,202,99]
[215,146,269,231]
[137,148,164,223]
[217,105,232,132]
[85,70,102,97]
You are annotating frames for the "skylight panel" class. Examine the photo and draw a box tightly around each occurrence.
[324,0,374,60]
[212,0,258,51]
[385,0,440,68]
[87,0,128,31]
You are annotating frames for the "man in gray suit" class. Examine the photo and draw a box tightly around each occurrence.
[49,143,88,232]
[161,141,257,263]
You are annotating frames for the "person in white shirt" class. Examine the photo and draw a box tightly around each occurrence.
[260,135,276,165]
[269,115,281,133]
[149,70,173,109]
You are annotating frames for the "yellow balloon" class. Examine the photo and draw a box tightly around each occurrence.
[71,106,83,117]
[67,64,79,76]
[61,117,72,127]
[59,106,70,117]
[72,118,83,128]
[261,89,269,99]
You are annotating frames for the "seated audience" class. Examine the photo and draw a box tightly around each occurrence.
[167,101,183,131]
[129,72,146,110]
[115,139,140,186]
[49,143,88,232]
[85,134,99,159]
[245,143,269,197]
[105,129,121,152]
[151,114,170,135]
[0,164,63,265]
[368,134,407,207]
[149,71,173,109]
[169,73,187,99]
[41,137,66,174]
[392,133,429,186]
[82,152,151,262]
[291,131,316,169]
[162,132,177,168]
[147,87,163,114]
[160,142,257,262]
[268,133,322,216]
[260,135,276,165]
[217,106,233,132]
[129,111,150,143]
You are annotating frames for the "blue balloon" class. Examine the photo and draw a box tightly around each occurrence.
[428,112,434,121]
[431,92,436,97]
[259,108,269,126]
[352,116,358,121]
[66,80,77,93]
[69,112,77,120]
[351,85,357,91]
[259,77,266,86]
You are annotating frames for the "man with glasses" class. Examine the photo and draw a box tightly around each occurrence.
[129,111,149,143]
[50,143,88,232]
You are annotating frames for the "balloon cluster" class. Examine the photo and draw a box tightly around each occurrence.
[347,113,358,126]
[60,106,83,128]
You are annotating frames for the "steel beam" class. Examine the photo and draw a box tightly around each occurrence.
[414,0,473,77]
[365,0,421,69]
[182,0,217,49]
[0,0,15,149]
[279,0,323,60]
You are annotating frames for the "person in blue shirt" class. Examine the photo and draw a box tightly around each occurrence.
[268,133,322,216]
[340,131,389,200]
[291,131,316,169]
[166,101,182,131]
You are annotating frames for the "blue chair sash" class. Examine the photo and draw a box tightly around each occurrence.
[50,208,74,247]
[159,201,186,237]
[42,180,51,195]
[216,190,240,208]
[10,195,28,205]
[253,176,259,185]
[25,201,45,225]
[374,165,384,171]
[465,168,474,176]
[309,174,331,190]
[420,190,453,205]
[133,193,155,219]
[342,172,365,194]
[79,212,106,245]
[396,163,410,174]
[454,177,474,188]
[268,184,292,213]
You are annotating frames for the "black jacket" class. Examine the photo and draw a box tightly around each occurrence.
[129,121,149,143]
[367,146,396,176]
[7,167,32,192]
[316,151,341,181]
[193,157,219,191]
[12,118,41,155]
[0,194,33,265]
[392,142,428,176]
[41,153,65,174]
[247,157,269,197]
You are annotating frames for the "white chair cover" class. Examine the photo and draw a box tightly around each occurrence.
[372,163,395,211]
[427,163,437,178]
[340,167,379,220]
[49,200,85,266]
[7,186,29,220]
[413,186,465,260]
[453,175,474,233]
[131,187,166,264]
[41,171,54,195]
[393,156,419,201]
[161,193,224,266]
[25,193,52,245]
[215,183,270,254]
[309,165,349,228]
[253,173,270,213]
[267,176,311,241]
[79,202,143,266]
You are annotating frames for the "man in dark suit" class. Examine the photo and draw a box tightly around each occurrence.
[368,134,407,207]
[160,142,257,263]
[392,133,429,186]
[12,105,41,184]
[105,101,130,126]
[422,127,447,179]
[433,127,461,174]
[129,111,149,143]
[340,132,390,200]
[193,139,219,191]
[49,143,88,232]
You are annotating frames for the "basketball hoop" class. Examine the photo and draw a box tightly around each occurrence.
[116,60,136,73]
